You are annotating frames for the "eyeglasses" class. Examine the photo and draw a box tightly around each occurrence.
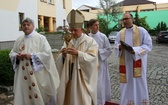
[122,18,131,21]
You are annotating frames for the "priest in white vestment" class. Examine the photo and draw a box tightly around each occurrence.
[88,19,112,105]
[114,13,152,105]
[56,9,98,105]
[9,17,60,105]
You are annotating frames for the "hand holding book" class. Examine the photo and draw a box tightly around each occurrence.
[120,40,135,54]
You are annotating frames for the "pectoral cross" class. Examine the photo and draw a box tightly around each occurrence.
[19,39,25,53]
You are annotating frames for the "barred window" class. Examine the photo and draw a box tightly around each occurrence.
[19,12,24,31]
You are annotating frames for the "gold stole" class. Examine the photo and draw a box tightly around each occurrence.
[120,25,142,83]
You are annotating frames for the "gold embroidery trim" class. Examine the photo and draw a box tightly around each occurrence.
[119,25,142,83]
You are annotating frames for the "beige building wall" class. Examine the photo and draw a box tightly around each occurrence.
[157,3,168,10]
[63,0,72,16]
[80,11,97,21]
[89,3,168,14]
[0,0,20,11]
[37,0,72,32]
[0,0,38,41]
[79,9,104,21]
[55,0,72,29]
[122,4,156,13]
[90,9,104,14]
[122,3,168,13]
[77,2,168,30]
[37,0,56,32]
[38,0,56,16]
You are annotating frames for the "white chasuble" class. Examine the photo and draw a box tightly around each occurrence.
[9,32,60,105]
[56,34,98,105]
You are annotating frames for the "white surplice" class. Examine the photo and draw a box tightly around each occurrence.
[114,26,152,105]
[89,31,112,105]
[9,32,60,105]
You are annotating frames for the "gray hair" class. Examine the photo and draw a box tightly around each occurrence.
[22,17,34,26]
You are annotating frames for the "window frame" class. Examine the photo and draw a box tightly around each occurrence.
[19,12,24,31]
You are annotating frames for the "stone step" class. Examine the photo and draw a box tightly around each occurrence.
[0,86,13,93]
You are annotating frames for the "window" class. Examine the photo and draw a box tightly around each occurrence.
[125,11,136,13]
[63,0,65,9]
[140,9,154,12]
[81,9,89,12]
[40,0,47,3]
[48,0,54,4]
[19,12,24,31]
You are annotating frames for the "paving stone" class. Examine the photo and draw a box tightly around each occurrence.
[0,38,168,105]
[108,41,168,105]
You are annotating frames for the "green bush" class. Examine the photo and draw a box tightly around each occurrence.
[36,27,45,33]
[0,50,14,86]
[149,29,157,36]
[45,31,64,35]
[97,17,109,36]
[154,21,168,33]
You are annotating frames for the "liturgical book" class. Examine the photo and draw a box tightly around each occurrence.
[120,40,135,54]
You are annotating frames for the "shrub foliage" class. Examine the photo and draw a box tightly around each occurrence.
[154,21,168,32]
[0,50,14,86]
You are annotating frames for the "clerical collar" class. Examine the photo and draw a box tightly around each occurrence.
[73,34,84,48]
[91,30,99,35]
[73,33,83,41]
[24,31,35,38]
[91,31,99,36]
[126,26,133,29]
